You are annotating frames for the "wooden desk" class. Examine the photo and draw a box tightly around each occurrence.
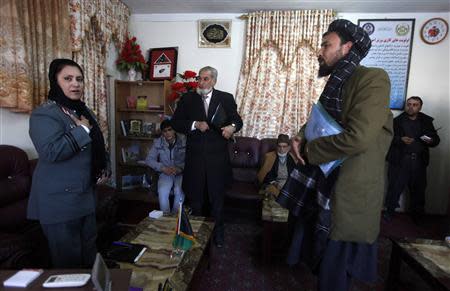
[118,215,214,291]
[386,238,450,291]
[0,269,131,291]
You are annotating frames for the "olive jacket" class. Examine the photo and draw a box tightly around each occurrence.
[300,66,393,243]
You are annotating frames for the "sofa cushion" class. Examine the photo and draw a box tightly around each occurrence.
[228,137,260,168]
[259,138,277,162]
[0,145,32,231]
[0,145,31,205]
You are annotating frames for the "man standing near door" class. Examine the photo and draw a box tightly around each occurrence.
[384,96,440,223]
[171,66,243,248]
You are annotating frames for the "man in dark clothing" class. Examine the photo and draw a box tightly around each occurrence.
[257,134,297,197]
[384,96,440,222]
[171,66,243,248]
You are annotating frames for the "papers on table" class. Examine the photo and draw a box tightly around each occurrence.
[3,269,43,287]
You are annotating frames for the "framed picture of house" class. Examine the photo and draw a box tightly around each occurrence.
[148,47,178,81]
[198,20,232,48]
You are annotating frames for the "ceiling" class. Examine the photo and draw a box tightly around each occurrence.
[122,0,450,14]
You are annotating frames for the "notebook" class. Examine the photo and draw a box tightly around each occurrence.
[105,241,147,263]
[210,103,228,130]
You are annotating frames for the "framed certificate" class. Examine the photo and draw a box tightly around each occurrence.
[148,47,178,81]
[198,20,232,48]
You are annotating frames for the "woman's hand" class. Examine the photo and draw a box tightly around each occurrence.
[70,114,92,130]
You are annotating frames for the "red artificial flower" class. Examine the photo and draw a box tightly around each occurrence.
[183,70,197,79]
[169,70,199,103]
[116,36,147,71]
[186,82,198,89]
[171,82,185,91]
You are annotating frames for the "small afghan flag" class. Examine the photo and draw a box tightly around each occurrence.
[172,202,196,251]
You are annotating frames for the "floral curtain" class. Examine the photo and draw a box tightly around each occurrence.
[69,0,129,144]
[0,0,71,112]
[236,10,334,139]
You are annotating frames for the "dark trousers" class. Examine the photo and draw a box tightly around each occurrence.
[385,154,427,214]
[189,178,224,241]
[318,240,378,291]
[41,213,97,268]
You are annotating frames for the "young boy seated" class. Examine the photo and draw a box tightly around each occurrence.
[257,134,297,197]
[145,120,186,213]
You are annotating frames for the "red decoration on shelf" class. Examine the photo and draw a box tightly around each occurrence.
[116,36,147,72]
[169,70,199,102]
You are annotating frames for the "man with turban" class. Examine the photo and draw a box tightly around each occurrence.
[277,19,393,290]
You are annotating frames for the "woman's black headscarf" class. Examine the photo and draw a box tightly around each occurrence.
[48,58,107,182]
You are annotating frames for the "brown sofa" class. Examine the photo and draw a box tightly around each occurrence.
[226,136,277,200]
[0,145,49,268]
[0,145,119,269]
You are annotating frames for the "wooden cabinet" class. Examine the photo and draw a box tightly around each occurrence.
[114,80,171,192]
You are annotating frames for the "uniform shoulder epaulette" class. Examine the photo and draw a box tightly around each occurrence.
[41,100,57,107]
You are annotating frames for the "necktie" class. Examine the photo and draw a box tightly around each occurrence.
[202,95,209,116]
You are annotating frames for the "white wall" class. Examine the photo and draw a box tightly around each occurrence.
[0,109,36,158]
[129,14,246,94]
[1,11,448,213]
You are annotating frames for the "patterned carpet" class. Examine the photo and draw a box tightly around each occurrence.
[114,199,447,291]
[188,214,445,291]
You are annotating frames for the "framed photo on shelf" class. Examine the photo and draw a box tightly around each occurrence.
[129,119,142,135]
[142,122,156,136]
[198,20,232,48]
[148,47,178,81]
[121,143,140,163]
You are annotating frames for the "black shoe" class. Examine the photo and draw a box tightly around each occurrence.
[214,232,224,248]
[215,240,224,248]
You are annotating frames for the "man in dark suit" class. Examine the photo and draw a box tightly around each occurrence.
[171,66,243,248]
[384,96,440,223]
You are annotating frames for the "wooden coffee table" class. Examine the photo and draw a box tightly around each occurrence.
[386,238,450,291]
[117,215,214,291]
